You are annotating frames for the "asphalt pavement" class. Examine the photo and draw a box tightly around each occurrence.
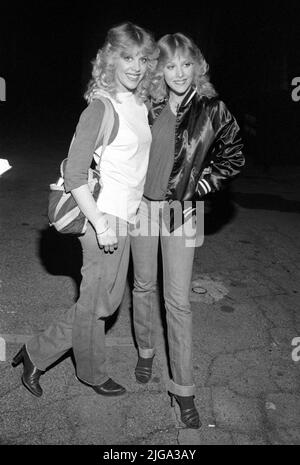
[0,135,300,445]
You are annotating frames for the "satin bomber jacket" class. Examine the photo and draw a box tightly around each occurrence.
[148,87,245,202]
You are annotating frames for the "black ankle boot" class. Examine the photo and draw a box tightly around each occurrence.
[169,393,201,429]
[12,345,44,397]
[91,378,126,396]
[135,355,154,384]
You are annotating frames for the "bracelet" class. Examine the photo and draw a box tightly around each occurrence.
[96,225,109,235]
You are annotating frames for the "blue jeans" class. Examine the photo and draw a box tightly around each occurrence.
[26,215,129,386]
[130,198,196,396]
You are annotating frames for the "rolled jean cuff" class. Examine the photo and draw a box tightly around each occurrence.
[138,347,155,358]
[168,379,196,396]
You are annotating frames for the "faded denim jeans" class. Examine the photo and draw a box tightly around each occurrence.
[130,197,196,397]
[26,215,129,386]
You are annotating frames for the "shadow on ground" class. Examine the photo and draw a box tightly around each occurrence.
[233,192,300,213]
[38,227,82,298]
[204,187,237,235]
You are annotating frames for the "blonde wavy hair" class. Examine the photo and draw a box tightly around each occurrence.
[84,22,158,103]
[150,33,217,101]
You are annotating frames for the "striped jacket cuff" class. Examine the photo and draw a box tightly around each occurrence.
[197,178,212,197]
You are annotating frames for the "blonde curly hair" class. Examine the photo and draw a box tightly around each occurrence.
[150,33,217,101]
[85,22,159,103]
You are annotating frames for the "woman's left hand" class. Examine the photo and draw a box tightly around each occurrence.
[96,226,118,254]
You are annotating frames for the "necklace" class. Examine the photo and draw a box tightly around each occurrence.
[169,98,181,114]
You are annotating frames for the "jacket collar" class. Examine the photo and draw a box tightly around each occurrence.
[180,87,197,107]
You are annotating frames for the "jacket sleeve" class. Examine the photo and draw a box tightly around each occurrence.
[196,99,245,197]
[64,99,118,193]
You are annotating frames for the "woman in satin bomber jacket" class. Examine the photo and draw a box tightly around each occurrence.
[130,33,245,429]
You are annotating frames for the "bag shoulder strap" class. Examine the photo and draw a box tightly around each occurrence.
[94,97,115,169]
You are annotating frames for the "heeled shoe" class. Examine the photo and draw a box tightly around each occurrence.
[12,345,44,397]
[135,355,154,384]
[169,393,201,429]
[91,378,126,396]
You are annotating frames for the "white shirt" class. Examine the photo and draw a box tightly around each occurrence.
[94,92,151,223]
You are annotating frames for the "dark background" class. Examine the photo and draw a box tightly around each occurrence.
[1,0,300,168]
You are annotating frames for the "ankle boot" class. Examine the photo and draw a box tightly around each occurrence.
[135,355,154,384]
[169,393,201,429]
[90,378,126,396]
[12,345,44,397]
